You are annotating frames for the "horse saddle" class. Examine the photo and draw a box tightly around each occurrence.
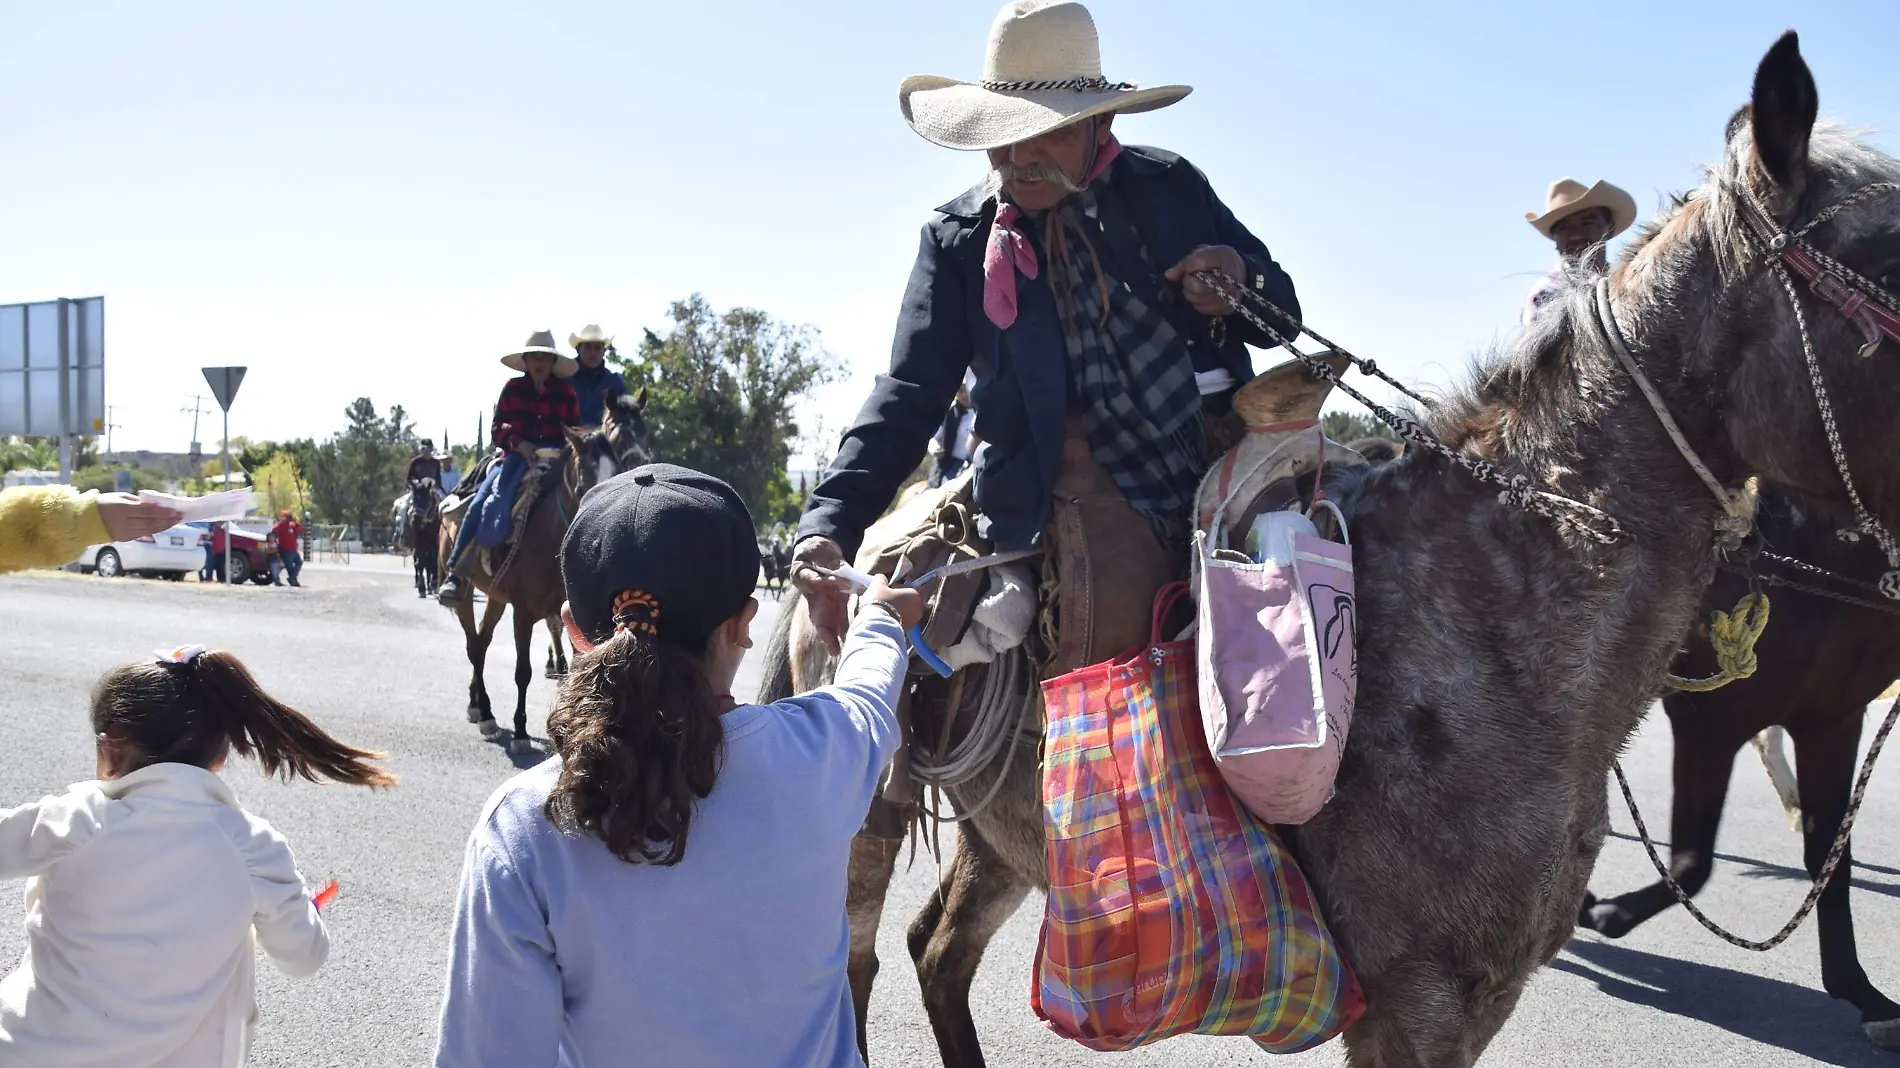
[1192,353,1368,551]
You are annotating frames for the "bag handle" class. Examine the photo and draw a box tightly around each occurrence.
[1149,581,1192,646]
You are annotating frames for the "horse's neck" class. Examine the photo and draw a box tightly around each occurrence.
[1349,301,1730,759]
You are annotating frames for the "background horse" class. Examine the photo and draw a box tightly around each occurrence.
[766,40,1900,1067]
[438,393,650,752]
[1580,488,1900,1050]
[406,478,441,598]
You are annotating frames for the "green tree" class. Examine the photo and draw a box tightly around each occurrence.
[613,295,842,527]
[299,400,416,534]
[1321,411,1399,444]
[0,438,58,474]
[250,452,310,519]
[71,465,167,493]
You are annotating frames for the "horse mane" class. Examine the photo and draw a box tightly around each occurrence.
[1409,120,1898,487]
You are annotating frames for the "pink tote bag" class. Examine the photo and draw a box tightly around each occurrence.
[1194,480,1358,825]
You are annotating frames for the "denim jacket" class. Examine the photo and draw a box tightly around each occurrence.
[799,144,1300,556]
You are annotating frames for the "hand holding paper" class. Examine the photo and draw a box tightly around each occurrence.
[137,489,255,523]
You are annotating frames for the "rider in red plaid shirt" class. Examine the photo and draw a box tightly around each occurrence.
[440,332,580,604]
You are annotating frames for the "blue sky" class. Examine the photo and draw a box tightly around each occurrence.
[4,1,1897,457]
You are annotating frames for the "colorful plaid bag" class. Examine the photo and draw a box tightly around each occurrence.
[1032,583,1364,1052]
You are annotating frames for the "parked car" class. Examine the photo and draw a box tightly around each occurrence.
[184,522,276,585]
[74,523,203,580]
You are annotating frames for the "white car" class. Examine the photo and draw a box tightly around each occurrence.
[75,523,205,581]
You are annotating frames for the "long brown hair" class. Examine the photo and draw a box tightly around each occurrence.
[542,627,724,866]
[92,651,394,787]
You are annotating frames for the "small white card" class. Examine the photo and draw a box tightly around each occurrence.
[138,488,255,523]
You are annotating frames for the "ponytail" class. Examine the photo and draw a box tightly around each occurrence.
[543,627,725,866]
[92,651,394,788]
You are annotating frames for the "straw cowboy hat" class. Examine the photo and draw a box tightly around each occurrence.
[899,1,1191,152]
[1526,177,1638,238]
[500,330,578,377]
[569,324,613,349]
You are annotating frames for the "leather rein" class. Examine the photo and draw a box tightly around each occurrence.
[1592,179,1900,597]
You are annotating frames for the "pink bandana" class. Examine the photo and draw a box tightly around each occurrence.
[982,137,1123,330]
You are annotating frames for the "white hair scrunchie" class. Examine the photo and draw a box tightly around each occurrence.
[153,645,208,665]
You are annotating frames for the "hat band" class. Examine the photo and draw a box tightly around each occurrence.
[979,75,1136,92]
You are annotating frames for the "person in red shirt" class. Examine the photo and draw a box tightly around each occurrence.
[439,331,579,605]
[202,523,228,583]
[269,510,304,587]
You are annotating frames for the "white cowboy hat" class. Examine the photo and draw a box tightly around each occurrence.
[1526,177,1638,239]
[569,324,614,348]
[500,330,578,377]
[899,1,1191,153]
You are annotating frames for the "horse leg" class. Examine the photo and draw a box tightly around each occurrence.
[463,595,505,736]
[545,616,567,679]
[1341,956,1490,1068]
[511,607,537,754]
[1579,702,1737,938]
[846,834,902,1064]
[1789,718,1900,1048]
[908,828,1031,1068]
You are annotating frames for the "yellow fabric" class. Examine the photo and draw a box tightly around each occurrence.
[1666,592,1771,693]
[0,486,110,574]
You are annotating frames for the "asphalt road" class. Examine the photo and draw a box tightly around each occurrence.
[0,560,1894,1067]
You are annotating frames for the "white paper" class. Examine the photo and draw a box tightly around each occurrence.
[138,488,255,523]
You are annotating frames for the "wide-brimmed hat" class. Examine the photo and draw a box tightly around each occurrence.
[569,324,613,349]
[1526,178,1638,239]
[899,1,1191,152]
[501,330,578,377]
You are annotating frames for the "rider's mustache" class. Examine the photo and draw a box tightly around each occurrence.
[994,162,1083,194]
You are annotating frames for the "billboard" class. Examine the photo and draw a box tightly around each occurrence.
[0,297,105,438]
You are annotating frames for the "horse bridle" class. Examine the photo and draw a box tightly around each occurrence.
[1735,180,1900,596]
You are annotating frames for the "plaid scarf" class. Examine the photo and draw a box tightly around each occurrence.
[1042,183,1205,533]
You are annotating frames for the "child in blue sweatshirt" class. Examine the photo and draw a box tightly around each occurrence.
[434,464,920,1068]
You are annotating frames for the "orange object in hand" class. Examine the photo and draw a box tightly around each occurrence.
[311,879,339,912]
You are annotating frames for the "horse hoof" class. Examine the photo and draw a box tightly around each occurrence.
[1866,1018,1900,1051]
[545,667,566,681]
[1580,898,1638,939]
[466,705,483,724]
[509,736,535,755]
[477,717,500,738]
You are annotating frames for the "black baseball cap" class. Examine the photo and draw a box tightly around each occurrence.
[560,464,760,648]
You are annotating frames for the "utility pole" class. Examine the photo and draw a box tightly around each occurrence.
[102,405,122,457]
[182,394,211,469]
[202,369,246,584]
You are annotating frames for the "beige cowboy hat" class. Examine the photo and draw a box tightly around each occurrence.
[1232,351,1351,427]
[1526,177,1638,238]
[500,330,578,377]
[569,324,613,349]
[899,1,1191,152]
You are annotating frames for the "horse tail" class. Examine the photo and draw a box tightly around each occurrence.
[756,587,802,704]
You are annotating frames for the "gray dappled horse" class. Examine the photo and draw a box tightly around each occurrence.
[440,393,650,752]
[766,36,1900,1067]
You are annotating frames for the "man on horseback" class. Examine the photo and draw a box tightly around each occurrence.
[438,331,580,606]
[568,324,630,430]
[1521,176,1636,324]
[408,438,444,496]
[792,0,1300,672]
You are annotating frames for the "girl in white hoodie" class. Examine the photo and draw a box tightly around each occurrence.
[0,645,393,1067]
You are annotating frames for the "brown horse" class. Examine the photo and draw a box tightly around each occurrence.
[1580,487,1900,1050]
[767,37,1900,1067]
[405,479,442,598]
[439,394,651,751]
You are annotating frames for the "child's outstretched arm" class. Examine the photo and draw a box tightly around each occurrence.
[0,486,180,574]
[0,786,113,880]
[240,815,329,978]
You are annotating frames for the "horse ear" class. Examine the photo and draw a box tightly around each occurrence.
[634,388,648,411]
[1749,31,1817,198]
